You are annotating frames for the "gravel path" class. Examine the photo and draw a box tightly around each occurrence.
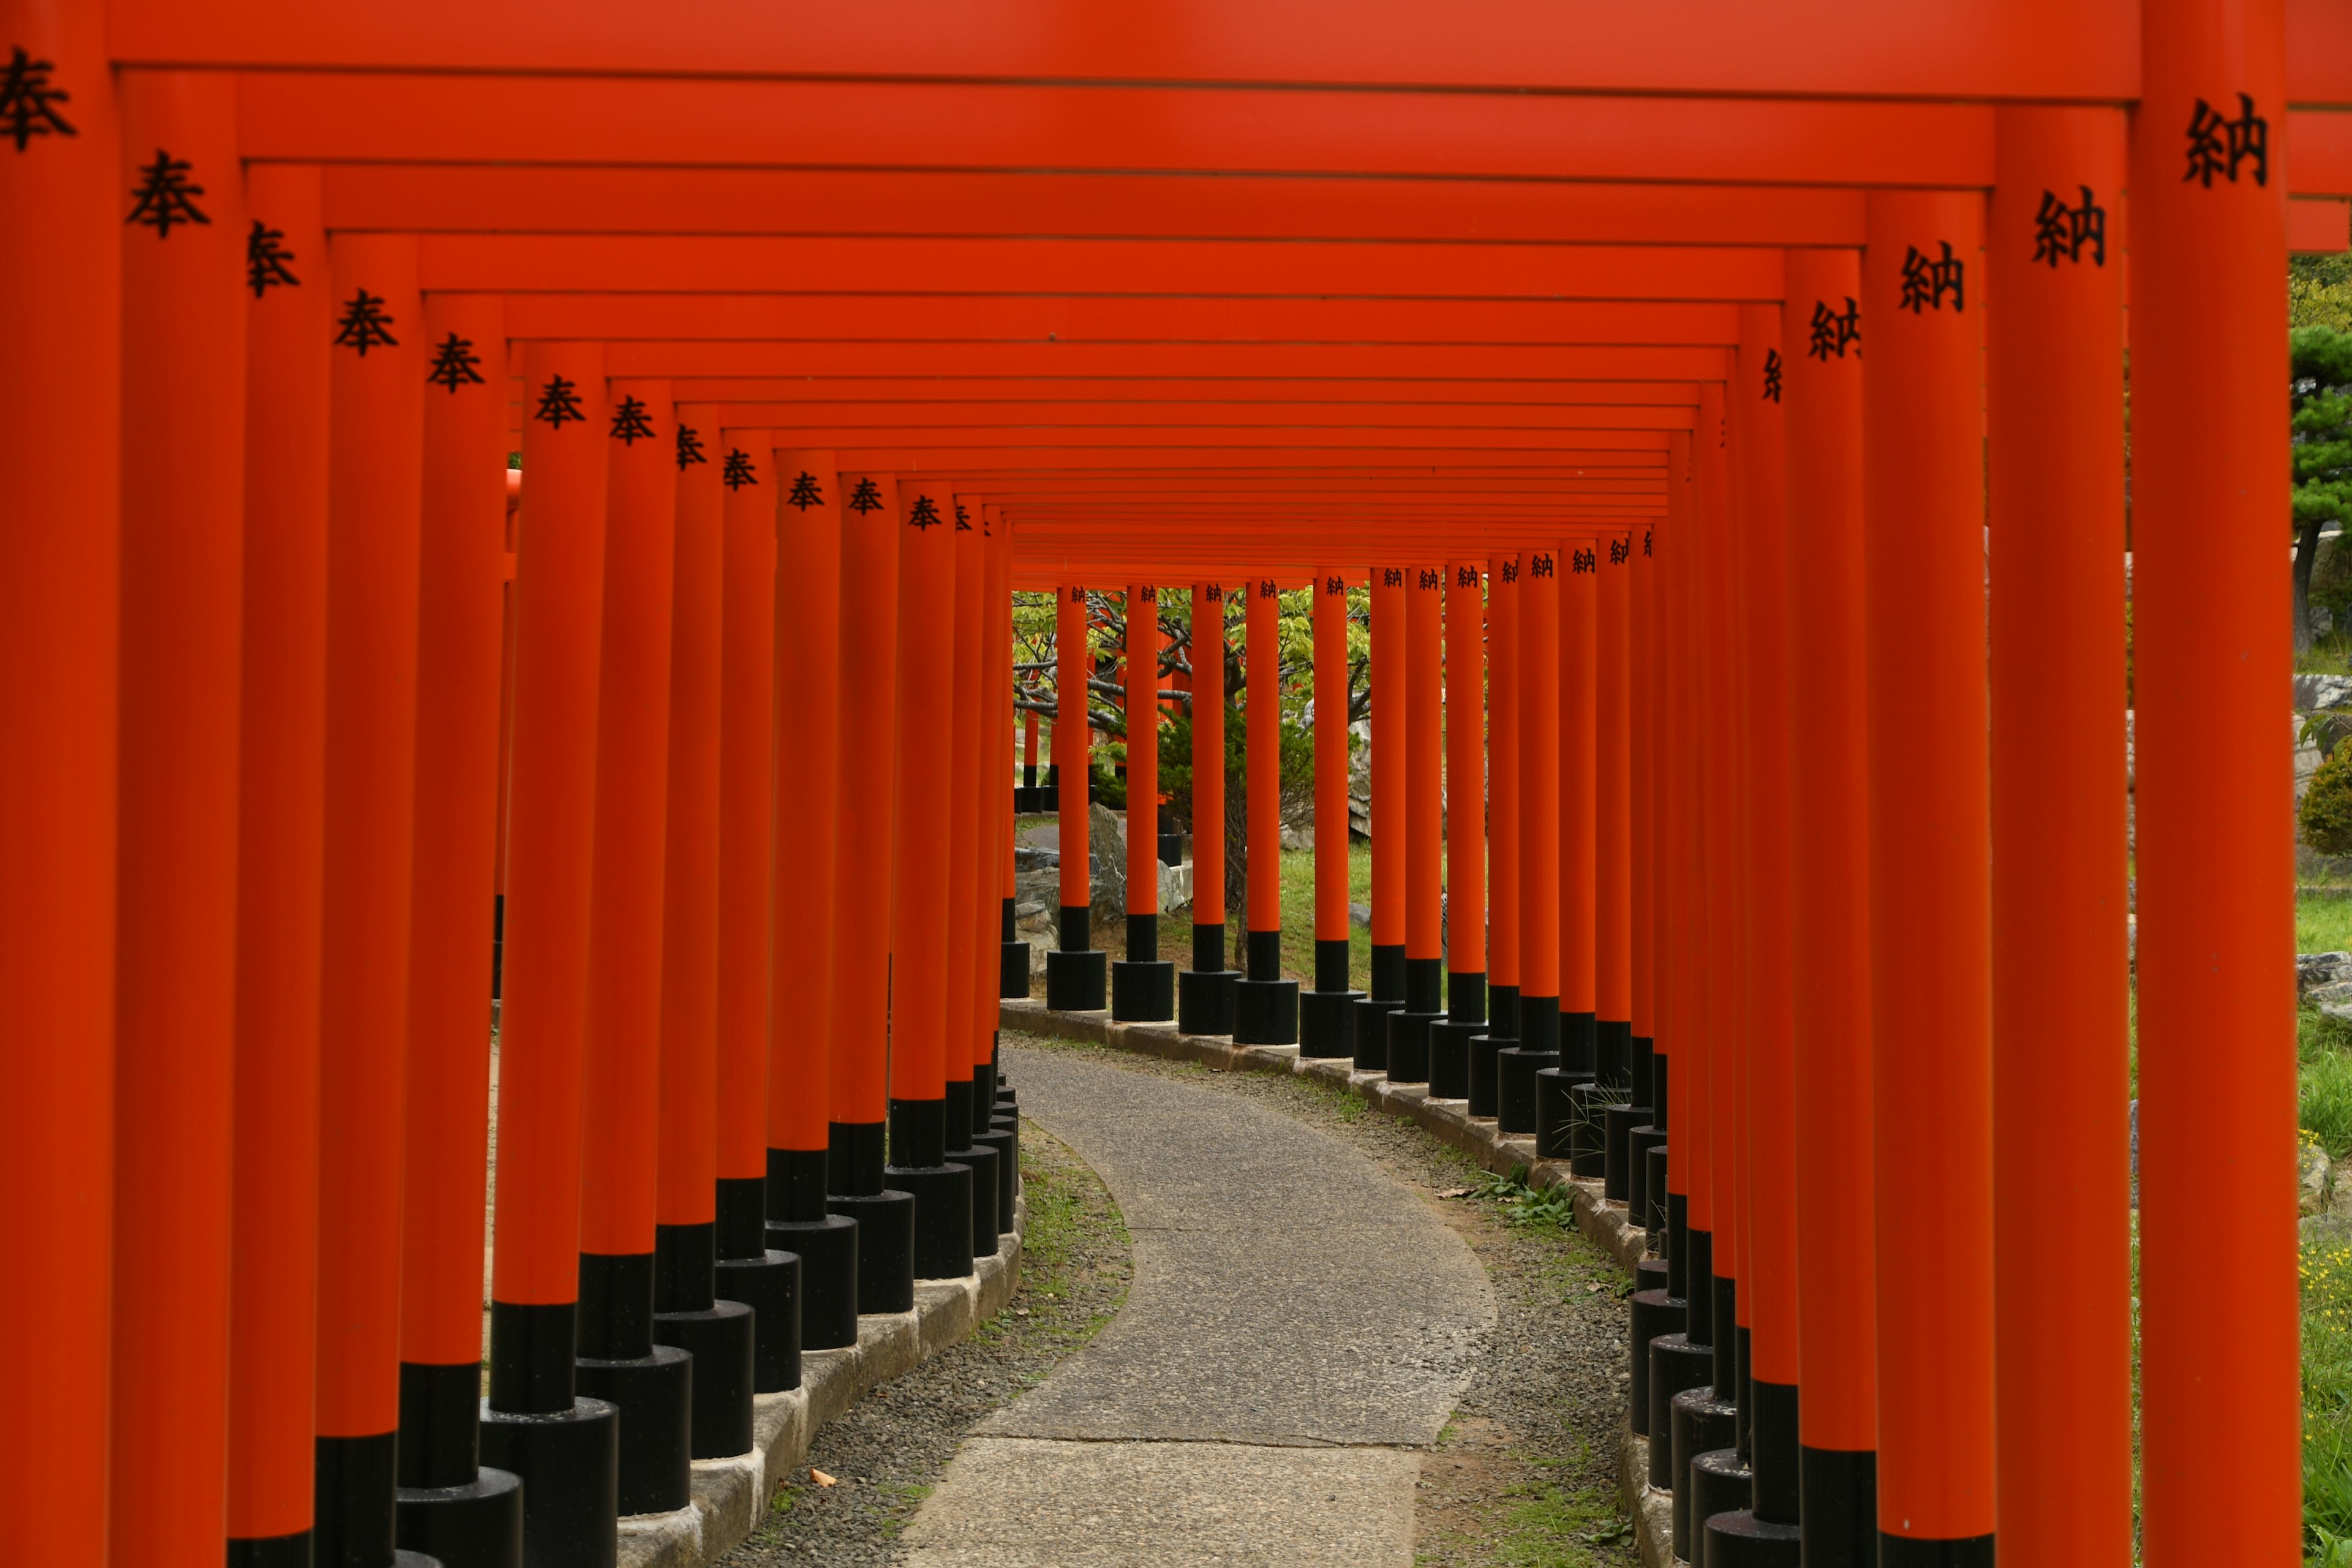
[723,1031,1638,1567]
[720,1120,1132,1567]
[992,1034,1641,1568]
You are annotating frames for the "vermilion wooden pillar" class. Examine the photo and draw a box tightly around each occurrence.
[701,430,804,1378]
[1685,382,1743,1501]
[973,512,1021,1216]
[1988,107,2133,1568]
[1541,536,1602,1169]
[1595,526,1635,1117]
[478,340,622,1561]
[314,228,430,1566]
[1389,565,1446,1082]
[1046,581,1109,1011]
[397,287,524,1566]
[1178,583,1237,1035]
[1477,554,1522,1115]
[939,500,1003,1247]
[655,404,725,1368]
[1428,564,1487,1095]
[1499,551,1560,1133]
[1110,581,1177,1023]
[1352,567,1408,1067]
[1233,578,1300,1043]
[1780,245,1879,1568]
[0,10,116,1558]
[572,380,692,1516]
[1643,434,1716,1491]
[1300,568,1364,1056]
[226,161,329,1568]
[2132,4,2299,1561]
[887,475,976,1282]
[110,70,246,1568]
[1863,187,1994,1568]
[764,447,859,1349]
[1707,298,1804,1562]
[825,468,915,1313]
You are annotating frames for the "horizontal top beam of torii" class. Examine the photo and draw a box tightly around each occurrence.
[416,235,1790,303]
[203,72,2352,192]
[99,0,2352,104]
[594,341,1735,382]
[491,293,1744,346]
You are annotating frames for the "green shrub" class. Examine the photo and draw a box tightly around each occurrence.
[2307,744,2352,857]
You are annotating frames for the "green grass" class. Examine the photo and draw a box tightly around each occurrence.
[1497,1480,1635,1567]
[2310,1224,2352,1562]
[2305,896,2352,955]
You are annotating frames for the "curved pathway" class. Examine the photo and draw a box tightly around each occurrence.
[898,1044,1496,1568]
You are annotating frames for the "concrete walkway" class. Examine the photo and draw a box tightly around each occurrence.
[899,1044,1496,1568]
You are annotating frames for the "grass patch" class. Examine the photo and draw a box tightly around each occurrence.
[2310,1226,2352,1561]
[2304,897,2352,956]
[1497,1480,1635,1567]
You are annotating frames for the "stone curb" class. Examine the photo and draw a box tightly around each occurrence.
[999,997,1670,1560]
[614,1193,1027,1568]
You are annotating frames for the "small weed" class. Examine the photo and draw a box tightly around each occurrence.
[1455,1165,1577,1232]
[1497,1480,1630,1567]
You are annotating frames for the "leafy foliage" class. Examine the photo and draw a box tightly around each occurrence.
[2305,744,2352,858]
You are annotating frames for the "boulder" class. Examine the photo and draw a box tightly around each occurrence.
[2301,951,2352,998]
[2305,1140,2335,1218]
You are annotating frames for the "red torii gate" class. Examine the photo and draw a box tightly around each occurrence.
[0,9,2314,1568]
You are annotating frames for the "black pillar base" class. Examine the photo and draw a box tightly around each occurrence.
[1879,1536,1996,1568]
[987,1115,1022,1215]
[1800,1447,1880,1568]
[1426,1019,1482,1098]
[1668,1389,1740,1560]
[765,1215,854,1352]
[575,1346,692,1517]
[712,1248,801,1393]
[1712,1275,1740,1398]
[1000,940,1031,998]
[1045,947,1107,1011]
[970,1127,1018,1233]
[478,1398,619,1568]
[1566,1080,1613,1175]
[1465,1033,1504,1117]
[1705,1509,1804,1566]
[1645,1334,1714,1487]
[1385,1010,1441,1084]
[1488,983,1520,1041]
[1532,1065,1590,1158]
[1637,1257,1668,1297]
[1627,1127,1668,1232]
[227,1532,317,1568]
[652,1300,754,1458]
[888,1162,976,1280]
[1298,989,1363,1057]
[946,1140,1001,1254]
[1688,1448,1755,1560]
[1627,1287,1687,1438]
[316,1431,405,1568]
[1602,1103,1643,1199]
[1497,1047,1559,1134]
[1177,967,1238,1035]
[1231,977,1300,1044]
[1351,997,1403,1070]
[1646,1145,1673,1240]
[825,1188,915,1314]
[396,1468,522,1568]
[1751,1379,1800,1526]
[1498,1001,1558,1134]
[1110,959,1176,1022]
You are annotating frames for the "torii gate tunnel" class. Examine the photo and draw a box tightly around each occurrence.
[0,1,2342,1566]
